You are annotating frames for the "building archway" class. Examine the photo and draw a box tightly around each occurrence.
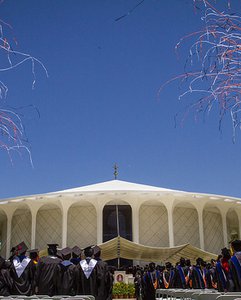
[139,201,168,247]
[11,206,31,249]
[36,204,62,250]
[227,209,239,242]
[103,202,132,242]
[173,203,200,247]
[203,205,223,254]
[67,202,97,248]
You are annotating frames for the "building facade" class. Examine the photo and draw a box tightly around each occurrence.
[0,180,240,258]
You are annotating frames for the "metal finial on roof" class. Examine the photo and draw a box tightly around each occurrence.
[113,163,118,180]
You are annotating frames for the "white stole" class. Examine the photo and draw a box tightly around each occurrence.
[13,257,31,278]
[80,258,97,279]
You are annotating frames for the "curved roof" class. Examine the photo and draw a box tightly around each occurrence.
[50,179,178,194]
[1,180,241,210]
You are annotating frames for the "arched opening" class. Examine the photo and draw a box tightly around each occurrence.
[139,201,169,247]
[67,202,97,248]
[173,203,200,247]
[227,209,239,242]
[203,205,223,254]
[103,201,132,268]
[103,203,132,242]
[11,206,31,250]
[36,204,62,250]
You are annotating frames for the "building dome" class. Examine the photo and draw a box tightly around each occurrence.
[0,180,240,258]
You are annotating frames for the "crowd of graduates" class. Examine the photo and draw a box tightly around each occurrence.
[132,239,241,300]
[0,239,240,300]
[0,242,112,300]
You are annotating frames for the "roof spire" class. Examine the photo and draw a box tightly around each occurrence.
[113,163,118,180]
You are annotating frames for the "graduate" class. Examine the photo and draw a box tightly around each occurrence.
[173,257,187,288]
[191,258,205,289]
[162,262,174,289]
[142,262,161,300]
[9,241,35,296]
[76,245,99,297]
[0,256,13,296]
[216,248,231,292]
[70,246,81,265]
[229,239,241,291]
[93,245,112,300]
[35,243,62,296]
[55,247,76,296]
[29,249,39,265]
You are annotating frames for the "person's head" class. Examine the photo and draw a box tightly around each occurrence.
[93,245,101,259]
[165,262,172,270]
[211,258,216,266]
[16,241,28,256]
[61,247,72,260]
[201,260,207,268]
[149,262,155,271]
[217,254,222,262]
[206,263,211,269]
[47,244,58,256]
[185,259,191,267]
[72,246,81,259]
[180,257,186,267]
[84,246,94,258]
[29,249,39,261]
[221,247,231,259]
[196,257,203,266]
[231,240,241,253]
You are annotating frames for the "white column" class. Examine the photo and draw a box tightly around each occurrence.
[167,206,174,247]
[132,205,139,244]
[61,204,69,248]
[221,210,228,247]
[96,204,103,245]
[59,199,72,248]
[5,210,13,258]
[197,209,205,250]
[31,210,37,249]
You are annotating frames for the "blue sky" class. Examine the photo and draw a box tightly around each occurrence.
[1,0,241,199]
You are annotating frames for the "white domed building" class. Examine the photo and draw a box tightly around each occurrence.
[0,180,240,260]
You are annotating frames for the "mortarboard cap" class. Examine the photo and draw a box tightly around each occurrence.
[84,245,94,257]
[72,246,81,256]
[61,247,72,257]
[29,248,39,254]
[47,243,58,249]
[93,245,101,256]
[16,241,28,255]
[29,249,39,259]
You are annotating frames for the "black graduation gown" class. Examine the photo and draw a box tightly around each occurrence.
[163,269,175,289]
[10,256,35,296]
[0,259,13,296]
[229,255,241,292]
[35,255,62,296]
[55,260,76,295]
[95,258,111,300]
[173,265,187,289]
[191,266,205,289]
[142,270,161,300]
[76,258,99,297]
